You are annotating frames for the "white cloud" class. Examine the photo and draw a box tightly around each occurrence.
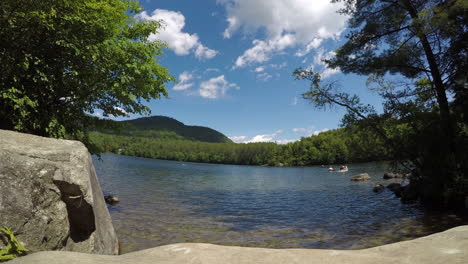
[276,139,296,144]
[114,106,128,115]
[136,9,218,59]
[295,38,323,57]
[234,34,296,68]
[269,62,287,69]
[173,71,194,91]
[253,66,265,72]
[229,136,248,142]
[195,44,218,59]
[219,0,347,67]
[293,126,329,136]
[312,49,340,79]
[230,130,284,143]
[312,128,329,136]
[257,72,272,81]
[248,130,283,143]
[199,75,239,99]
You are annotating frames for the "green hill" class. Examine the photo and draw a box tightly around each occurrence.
[109,116,232,143]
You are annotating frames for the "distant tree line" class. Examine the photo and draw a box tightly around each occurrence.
[90,126,390,166]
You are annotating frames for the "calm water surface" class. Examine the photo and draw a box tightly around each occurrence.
[93,154,467,253]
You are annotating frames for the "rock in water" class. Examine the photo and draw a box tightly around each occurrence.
[373,184,385,193]
[387,183,404,197]
[104,195,120,205]
[351,173,371,181]
[0,130,118,255]
[383,172,406,179]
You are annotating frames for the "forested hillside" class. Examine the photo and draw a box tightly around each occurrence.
[101,116,232,143]
[90,125,390,166]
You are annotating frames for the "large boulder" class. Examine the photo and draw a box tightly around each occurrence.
[0,130,118,255]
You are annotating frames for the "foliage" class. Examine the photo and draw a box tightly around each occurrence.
[0,0,175,151]
[0,227,28,261]
[90,125,389,166]
[117,116,233,143]
[296,0,468,207]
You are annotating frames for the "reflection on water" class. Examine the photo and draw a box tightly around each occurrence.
[93,154,467,254]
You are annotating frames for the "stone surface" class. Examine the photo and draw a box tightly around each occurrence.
[387,183,402,192]
[9,225,468,264]
[372,184,385,193]
[351,173,370,181]
[0,130,118,255]
[400,184,419,202]
[383,172,406,179]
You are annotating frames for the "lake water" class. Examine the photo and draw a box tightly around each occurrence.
[93,153,467,254]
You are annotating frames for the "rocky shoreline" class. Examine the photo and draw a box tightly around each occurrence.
[10,226,468,264]
[2,130,468,263]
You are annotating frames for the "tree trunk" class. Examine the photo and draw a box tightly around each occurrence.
[402,0,455,144]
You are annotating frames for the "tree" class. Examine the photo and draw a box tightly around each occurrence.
[0,0,175,151]
[296,0,467,207]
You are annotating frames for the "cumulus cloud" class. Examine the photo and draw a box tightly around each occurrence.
[247,130,283,143]
[114,106,128,115]
[229,136,248,142]
[276,139,296,144]
[312,49,340,79]
[312,128,329,136]
[234,34,296,68]
[295,38,323,57]
[231,130,289,143]
[253,66,265,72]
[199,75,239,99]
[219,0,347,67]
[136,9,218,59]
[173,71,194,91]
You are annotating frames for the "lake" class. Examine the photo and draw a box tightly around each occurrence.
[93,153,467,253]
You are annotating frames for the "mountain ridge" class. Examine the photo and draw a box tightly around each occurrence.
[115,116,232,143]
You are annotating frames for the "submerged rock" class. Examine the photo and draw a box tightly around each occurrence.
[373,184,385,193]
[351,173,371,181]
[0,130,118,255]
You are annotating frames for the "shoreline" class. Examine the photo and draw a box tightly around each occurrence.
[11,225,468,264]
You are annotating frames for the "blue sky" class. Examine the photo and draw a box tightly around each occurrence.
[103,0,384,144]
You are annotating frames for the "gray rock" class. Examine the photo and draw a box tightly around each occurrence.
[351,173,370,181]
[383,172,406,179]
[9,226,468,264]
[104,195,120,205]
[401,184,418,202]
[387,183,404,197]
[0,130,118,255]
[373,184,385,193]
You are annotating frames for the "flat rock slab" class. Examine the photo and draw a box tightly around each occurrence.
[10,225,468,264]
